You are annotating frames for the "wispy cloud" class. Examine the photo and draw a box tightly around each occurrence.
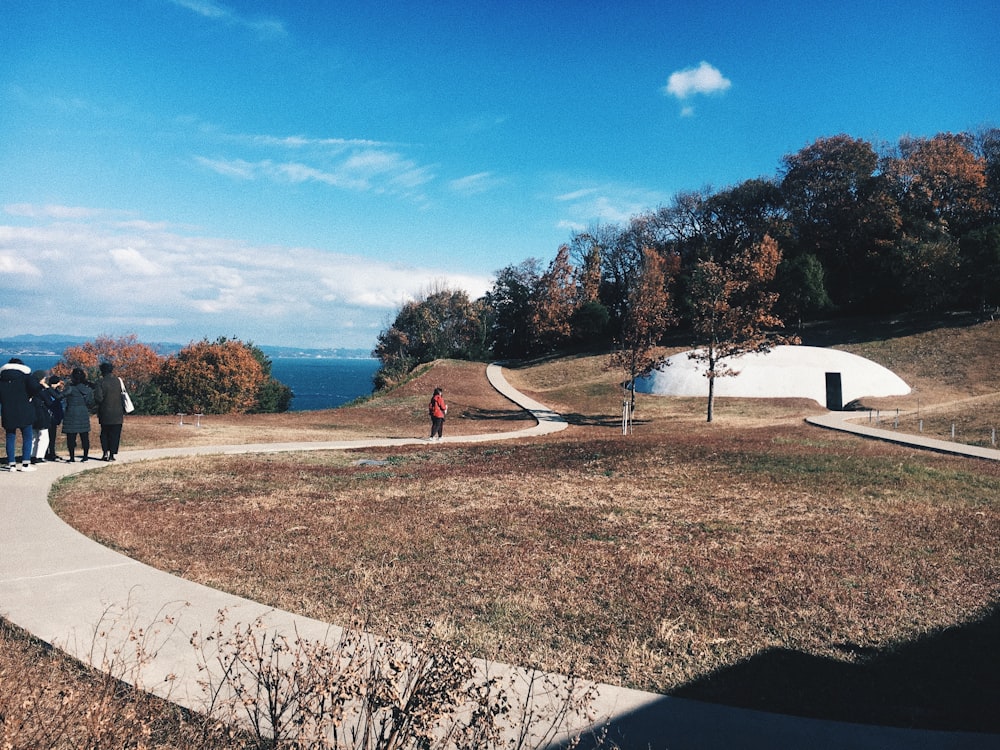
[196,145,436,198]
[448,172,503,195]
[239,134,396,150]
[663,61,732,116]
[0,206,489,347]
[554,183,666,231]
[168,0,287,38]
[4,203,111,220]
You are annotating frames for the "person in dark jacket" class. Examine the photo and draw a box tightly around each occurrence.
[44,374,64,460]
[61,368,95,462]
[93,362,125,461]
[29,370,53,463]
[0,358,41,472]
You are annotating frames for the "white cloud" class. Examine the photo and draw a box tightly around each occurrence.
[554,183,667,229]
[169,0,287,38]
[448,172,502,195]
[0,252,42,276]
[241,133,394,150]
[194,156,257,180]
[0,207,490,348]
[196,148,435,197]
[555,188,599,203]
[663,61,732,100]
[110,247,163,276]
[4,203,109,220]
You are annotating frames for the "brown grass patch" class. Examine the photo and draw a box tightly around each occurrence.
[116,359,535,451]
[0,619,238,748]
[40,318,1000,732]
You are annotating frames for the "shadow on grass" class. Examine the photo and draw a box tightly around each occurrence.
[672,605,1000,733]
[798,311,989,348]
[554,606,999,750]
[565,413,653,429]
[460,407,536,422]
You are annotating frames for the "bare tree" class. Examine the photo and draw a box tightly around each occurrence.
[608,247,678,430]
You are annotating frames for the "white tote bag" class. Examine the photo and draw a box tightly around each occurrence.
[119,377,136,414]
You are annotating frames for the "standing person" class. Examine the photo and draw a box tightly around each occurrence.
[428,386,447,440]
[93,362,125,461]
[30,370,53,463]
[0,358,40,472]
[61,368,95,462]
[44,375,64,460]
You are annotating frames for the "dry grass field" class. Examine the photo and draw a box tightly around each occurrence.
[4,314,1000,744]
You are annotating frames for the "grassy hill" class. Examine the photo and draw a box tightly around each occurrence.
[10,315,1000,739]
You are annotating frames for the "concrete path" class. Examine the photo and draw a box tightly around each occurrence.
[807,410,1000,462]
[1,364,995,748]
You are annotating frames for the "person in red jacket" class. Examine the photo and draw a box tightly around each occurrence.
[428,387,447,440]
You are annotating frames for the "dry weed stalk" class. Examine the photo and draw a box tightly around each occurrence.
[0,614,237,750]
[190,608,610,749]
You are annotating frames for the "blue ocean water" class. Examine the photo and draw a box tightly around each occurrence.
[269,357,379,411]
[11,355,380,412]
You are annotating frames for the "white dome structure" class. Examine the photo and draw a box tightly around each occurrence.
[634,345,910,409]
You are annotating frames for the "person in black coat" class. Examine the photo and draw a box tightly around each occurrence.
[44,374,64,460]
[61,368,95,462]
[0,358,41,472]
[29,370,61,463]
[93,361,125,461]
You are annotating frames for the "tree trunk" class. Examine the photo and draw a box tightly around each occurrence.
[707,374,715,423]
[706,348,717,423]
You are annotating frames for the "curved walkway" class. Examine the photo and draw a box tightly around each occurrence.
[0,365,993,749]
[807,410,1000,462]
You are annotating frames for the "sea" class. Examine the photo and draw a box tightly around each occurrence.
[11,355,380,412]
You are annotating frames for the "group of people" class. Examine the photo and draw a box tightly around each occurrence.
[0,358,128,472]
[4,362,449,470]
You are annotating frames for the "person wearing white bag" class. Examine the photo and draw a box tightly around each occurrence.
[93,361,126,461]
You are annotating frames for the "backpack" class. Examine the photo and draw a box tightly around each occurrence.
[33,395,52,430]
[45,388,64,424]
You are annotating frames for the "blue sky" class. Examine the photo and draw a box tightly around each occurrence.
[2,0,998,349]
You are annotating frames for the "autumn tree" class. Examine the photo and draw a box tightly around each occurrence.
[879,133,989,310]
[529,244,578,352]
[608,247,678,418]
[775,252,832,328]
[886,132,989,238]
[156,338,268,414]
[780,135,899,311]
[700,179,788,256]
[960,225,1000,313]
[577,239,603,304]
[483,259,542,359]
[572,220,651,338]
[974,127,1000,221]
[373,286,486,388]
[687,234,795,422]
[55,334,164,413]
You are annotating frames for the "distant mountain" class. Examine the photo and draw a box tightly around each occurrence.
[259,345,373,359]
[0,334,371,360]
[0,334,91,357]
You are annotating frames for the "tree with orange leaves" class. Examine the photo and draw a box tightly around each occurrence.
[530,244,578,352]
[688,234,796,422]
[156,338,266,414]
[54,334,163,401]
